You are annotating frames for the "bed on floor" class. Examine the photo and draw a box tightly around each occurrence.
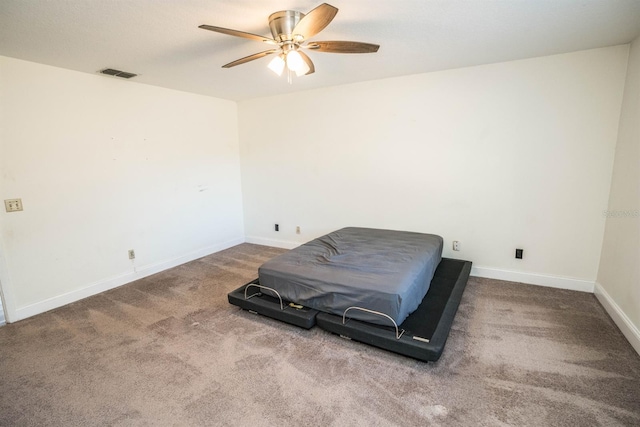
[228,227,471,362]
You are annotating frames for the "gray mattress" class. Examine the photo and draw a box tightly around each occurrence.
[258,227,443,326]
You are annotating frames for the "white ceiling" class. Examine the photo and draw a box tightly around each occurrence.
[1,1,640,101]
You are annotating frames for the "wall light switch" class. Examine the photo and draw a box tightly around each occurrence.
[4,199,23,212]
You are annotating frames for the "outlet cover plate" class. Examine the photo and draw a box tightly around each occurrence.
[4,199,23,212]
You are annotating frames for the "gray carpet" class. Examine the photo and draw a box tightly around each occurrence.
[1,243,639,426]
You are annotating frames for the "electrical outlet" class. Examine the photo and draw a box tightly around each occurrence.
[128,249,136,260]
[296,226,301,234]
[453,241,460,251]
[515,248,523,259]
[275,224,279,232]
[4,198,23,212]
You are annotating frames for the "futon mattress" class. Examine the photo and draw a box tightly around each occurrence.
[258,227,443,325]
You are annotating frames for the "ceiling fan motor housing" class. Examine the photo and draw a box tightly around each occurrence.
[269,10,305,42]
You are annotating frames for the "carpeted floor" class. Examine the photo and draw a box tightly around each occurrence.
[1,243,639,426]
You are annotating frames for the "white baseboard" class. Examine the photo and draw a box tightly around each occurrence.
[13,237,245,322]
[245,235,300,250]
[471,266,595,293]
[594,282,640,356]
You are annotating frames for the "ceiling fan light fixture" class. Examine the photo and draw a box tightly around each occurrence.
[286,50,309,75]
[200,3,380,79]
[268,54,286,76]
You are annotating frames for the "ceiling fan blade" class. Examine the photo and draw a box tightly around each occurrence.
[307,41,379,53]
[222,49,279,68]
[292,3,338,40]
[298,51,315,75]
[199,25,277,44]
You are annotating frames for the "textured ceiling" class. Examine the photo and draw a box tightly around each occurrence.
[1,1,639,101]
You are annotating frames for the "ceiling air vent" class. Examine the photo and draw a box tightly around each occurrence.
[99,68,137,79]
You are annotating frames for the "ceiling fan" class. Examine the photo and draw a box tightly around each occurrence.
[199,3,379,79]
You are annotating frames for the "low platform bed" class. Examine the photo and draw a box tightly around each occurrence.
[228,258,471,362]
[228,227,472,362]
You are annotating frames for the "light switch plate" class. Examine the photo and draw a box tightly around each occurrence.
[4,199,23,212]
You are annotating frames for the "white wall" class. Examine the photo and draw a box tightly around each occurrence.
[596,36,640,354]
[0,56,244,321]
[239,46,628,291]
